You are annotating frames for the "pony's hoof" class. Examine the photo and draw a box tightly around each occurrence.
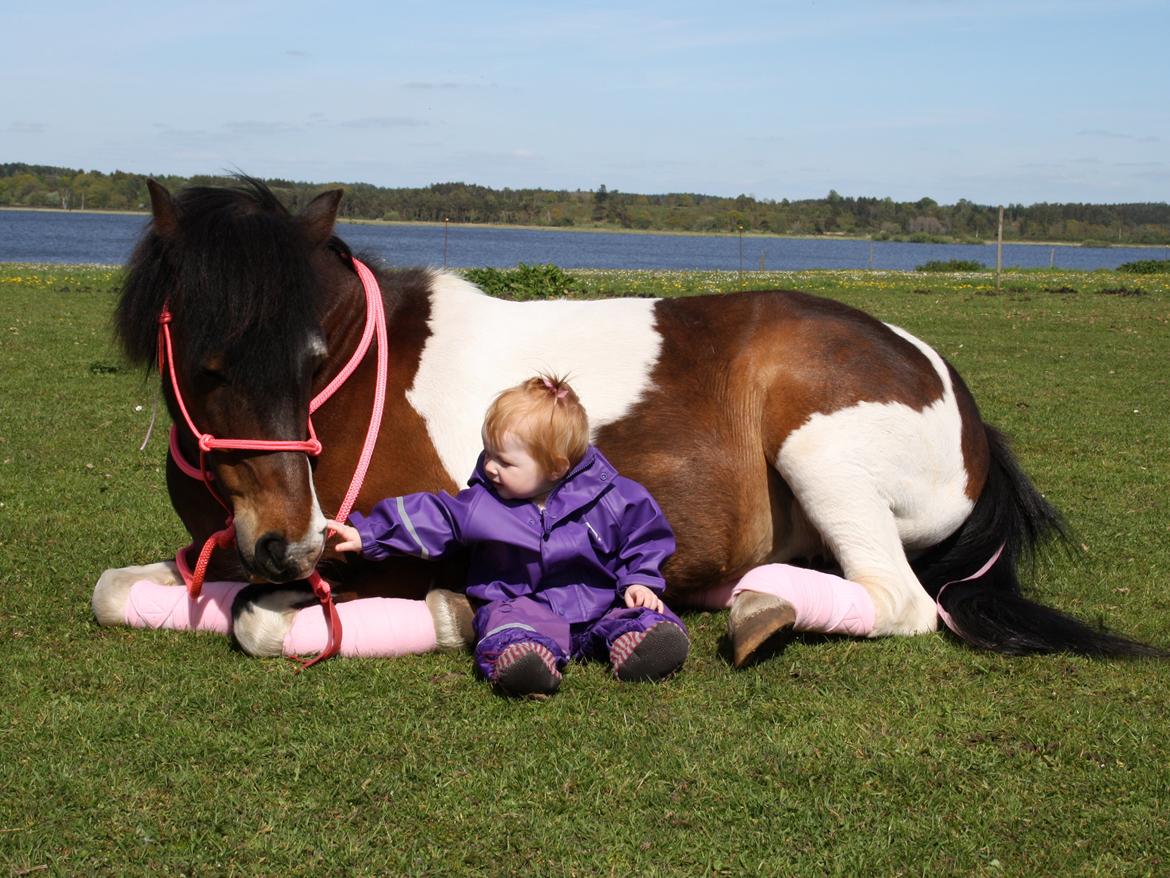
[231,587,310,657]
[728,590,797,668]
[426,589,474,652]
[92,561,180,626]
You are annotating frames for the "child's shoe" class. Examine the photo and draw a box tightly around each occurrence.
[492,641,562,696]
[611,622,689,682]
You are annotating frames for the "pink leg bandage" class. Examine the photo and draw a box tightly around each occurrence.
[283,597,438,658]
[732,564,876,637]
[123,580,245,634]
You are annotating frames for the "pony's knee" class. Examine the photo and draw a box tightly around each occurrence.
[92,560,181,626]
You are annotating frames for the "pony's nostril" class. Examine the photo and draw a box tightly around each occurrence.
[254,532,290,575]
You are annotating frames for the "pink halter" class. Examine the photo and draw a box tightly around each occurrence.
[162,257,388,669]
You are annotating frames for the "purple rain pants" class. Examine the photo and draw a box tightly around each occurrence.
[472,594,686,679]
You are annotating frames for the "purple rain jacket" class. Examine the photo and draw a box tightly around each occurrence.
[348,445,676,624]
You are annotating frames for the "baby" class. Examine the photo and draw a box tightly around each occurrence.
[329,374,689,695]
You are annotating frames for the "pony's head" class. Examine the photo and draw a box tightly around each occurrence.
[117,177,347,582]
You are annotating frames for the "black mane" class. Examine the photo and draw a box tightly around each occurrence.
[116,176,348,393]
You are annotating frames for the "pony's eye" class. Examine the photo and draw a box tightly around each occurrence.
[310,351,329,378]
[199,365,228,386]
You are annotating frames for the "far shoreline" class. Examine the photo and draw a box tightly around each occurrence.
[3,204,1166,250]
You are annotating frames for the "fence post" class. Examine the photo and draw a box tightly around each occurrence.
[996,206,1004,292]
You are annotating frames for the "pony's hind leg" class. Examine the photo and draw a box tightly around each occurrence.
[764,396,975,641]
[779,481,939,637]
[726,505,935,665]
[725,430,945,664]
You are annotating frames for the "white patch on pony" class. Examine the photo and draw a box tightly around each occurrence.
[306,332,328,361]
[290,455,327,564]
[232,588,306,657]
[233,455,326,580]
[408,273,663,482]
[775,324,974,636]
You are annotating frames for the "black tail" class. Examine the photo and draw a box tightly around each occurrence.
[911,425,1165,657]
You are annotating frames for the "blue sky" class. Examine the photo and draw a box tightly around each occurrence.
[3,1,1167,205]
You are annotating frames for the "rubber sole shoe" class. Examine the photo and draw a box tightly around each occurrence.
[493,642,562,696]
[611,622,690,682]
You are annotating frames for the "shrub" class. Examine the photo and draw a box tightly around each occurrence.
[916,259,987,272]
[1097,286,1145,297]
[1117,259,1170,275]
[461,263,580,300]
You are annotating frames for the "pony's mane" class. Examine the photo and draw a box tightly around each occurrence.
[116,176,350,393]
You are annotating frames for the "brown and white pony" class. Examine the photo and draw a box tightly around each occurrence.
[95,177,1161,662]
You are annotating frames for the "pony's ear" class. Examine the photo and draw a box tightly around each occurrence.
[146,179,179,239]
[297,189,343,248]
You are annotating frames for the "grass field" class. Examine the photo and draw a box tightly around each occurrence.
[1,264,1168,877]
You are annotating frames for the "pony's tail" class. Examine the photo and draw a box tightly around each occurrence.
[911,425,1166,658]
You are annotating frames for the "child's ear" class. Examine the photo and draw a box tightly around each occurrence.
[549,456,570,481]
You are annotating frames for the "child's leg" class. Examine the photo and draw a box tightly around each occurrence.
[586,605,690,682]
[283,596,438,658]
[474,597,570,695]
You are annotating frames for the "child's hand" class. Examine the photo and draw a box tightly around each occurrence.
[326,519,362,553]
[624,584,664,613]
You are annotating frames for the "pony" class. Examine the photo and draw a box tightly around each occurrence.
[93,177,1162,664]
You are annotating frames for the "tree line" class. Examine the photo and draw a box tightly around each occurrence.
[3,162,1168,245]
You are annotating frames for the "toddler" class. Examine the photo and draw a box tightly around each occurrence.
[329,374,689,695]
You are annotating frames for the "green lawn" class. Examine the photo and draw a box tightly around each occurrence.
[1,264,1168,877]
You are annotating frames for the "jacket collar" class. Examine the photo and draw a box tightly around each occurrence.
[469,444,616,517]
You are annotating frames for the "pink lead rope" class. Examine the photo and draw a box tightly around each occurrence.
[163,257,388,669]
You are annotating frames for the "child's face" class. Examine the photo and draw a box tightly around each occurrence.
[482,430,560,501]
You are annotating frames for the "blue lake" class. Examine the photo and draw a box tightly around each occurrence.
[0,208,1164,272]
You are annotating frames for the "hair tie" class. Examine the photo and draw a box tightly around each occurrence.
[542,376,569,400]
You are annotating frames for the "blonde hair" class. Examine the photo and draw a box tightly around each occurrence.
[482,374,589,475]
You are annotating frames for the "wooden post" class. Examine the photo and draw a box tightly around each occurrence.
[443,217,449,268]
[996,206,1004,292]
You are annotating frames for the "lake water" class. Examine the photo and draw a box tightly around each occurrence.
[1,208,1163,272]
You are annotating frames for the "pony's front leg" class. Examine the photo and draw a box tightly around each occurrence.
[232,587,474,658]
[93,561,248,635]
[93,560,181,625]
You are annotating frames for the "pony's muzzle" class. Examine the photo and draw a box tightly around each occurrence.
[251,530,320,582]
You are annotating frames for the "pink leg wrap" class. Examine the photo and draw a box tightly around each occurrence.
[123,580,245,634]
[732,564,876,637]
[283,597,437,658]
